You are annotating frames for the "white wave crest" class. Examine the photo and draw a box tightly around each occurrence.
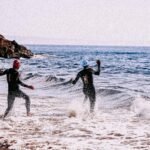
[131,95,150,119]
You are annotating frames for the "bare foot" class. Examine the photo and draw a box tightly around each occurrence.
[27,112,33,117]
[0,114,3,118]
[0,115,6,121]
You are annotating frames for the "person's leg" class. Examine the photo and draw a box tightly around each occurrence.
[89,95,96,112]
[83,88,89,104]
[17,90,31,116]
[3,93,15,118]
[83,95,88,103]
[89,88,96,113]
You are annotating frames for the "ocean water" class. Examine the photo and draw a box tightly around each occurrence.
[0,45,150,150]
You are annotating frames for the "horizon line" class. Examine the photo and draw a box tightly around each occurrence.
[25,43,150,48]
[4,35,150,48]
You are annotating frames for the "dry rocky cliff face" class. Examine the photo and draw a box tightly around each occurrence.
[0,34,33,59]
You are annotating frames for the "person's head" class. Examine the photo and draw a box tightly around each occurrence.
[81,60,89,68]
[13,59,20,70]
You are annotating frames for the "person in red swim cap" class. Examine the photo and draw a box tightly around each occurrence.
[0,59,34,119]
[13,59,20,70]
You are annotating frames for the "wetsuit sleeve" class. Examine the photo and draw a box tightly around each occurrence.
[91,61,101,75]
[0,69,8,76]
[72,72,81,84]
[18,79,29,88]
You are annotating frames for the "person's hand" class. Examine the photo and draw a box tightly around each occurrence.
[72,80,76,84]
[28,85,34,90]
[96,60,101,66]
[69,78,75,84]
[0,69,3,74]
[69,78,73,83]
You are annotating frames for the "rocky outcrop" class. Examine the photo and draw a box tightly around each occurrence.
[0,35,33,59]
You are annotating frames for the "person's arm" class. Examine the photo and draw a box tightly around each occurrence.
[91,60,101,75]
[18,79,34,89]
[0,69,8,76]
[72,72,81,85]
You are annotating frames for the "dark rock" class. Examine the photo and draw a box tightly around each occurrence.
[0,34,33,59]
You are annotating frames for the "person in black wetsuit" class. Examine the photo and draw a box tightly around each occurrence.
[72,59,101,112]
[0,59,34,119]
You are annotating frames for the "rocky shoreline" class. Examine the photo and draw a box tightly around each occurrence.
[0,34,33,59]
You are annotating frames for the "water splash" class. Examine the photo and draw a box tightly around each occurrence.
[131,95,150,119]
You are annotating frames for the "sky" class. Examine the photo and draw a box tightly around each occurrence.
[0,0,150,46]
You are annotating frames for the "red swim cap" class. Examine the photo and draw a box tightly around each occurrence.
[13,59,20,69]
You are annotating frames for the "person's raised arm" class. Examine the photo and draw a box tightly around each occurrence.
[92,60,101,75]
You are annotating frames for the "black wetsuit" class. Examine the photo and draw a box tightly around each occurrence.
[0,68,30,118]
[72,66,100,112]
